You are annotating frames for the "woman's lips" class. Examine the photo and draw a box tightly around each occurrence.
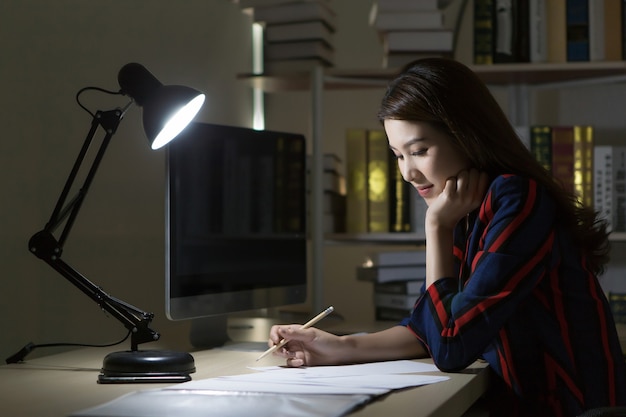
[416,185,433,198]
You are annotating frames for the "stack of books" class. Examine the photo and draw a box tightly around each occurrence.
[307,153,346,233]
[234,0,336,74]
[345,128,427,235]
[356,249,426,321]
[369,0,455,69]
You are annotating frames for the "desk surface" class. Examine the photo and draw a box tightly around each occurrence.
[0,344,489,417]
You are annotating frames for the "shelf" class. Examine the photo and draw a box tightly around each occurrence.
[238,61,626,92]
[325,233,425,244]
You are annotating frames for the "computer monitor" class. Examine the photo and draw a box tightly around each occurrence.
[165,122,307,347]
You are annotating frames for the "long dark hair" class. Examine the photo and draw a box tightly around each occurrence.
[378,58,610,275]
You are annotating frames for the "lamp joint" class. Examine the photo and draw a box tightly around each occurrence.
[95,109,124,136]
[29,231,63,261]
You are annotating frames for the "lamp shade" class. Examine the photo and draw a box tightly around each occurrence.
[118,63,205,149]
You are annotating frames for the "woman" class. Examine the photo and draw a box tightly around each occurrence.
[268,58,626,416]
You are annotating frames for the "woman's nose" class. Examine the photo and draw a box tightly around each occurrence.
[399,160,415,183]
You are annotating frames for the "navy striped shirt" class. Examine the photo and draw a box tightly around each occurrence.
[401,175,626,416]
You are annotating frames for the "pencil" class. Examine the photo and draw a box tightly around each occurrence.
[255,305,334,361]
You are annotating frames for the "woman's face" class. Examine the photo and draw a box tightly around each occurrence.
[385,119,471,206]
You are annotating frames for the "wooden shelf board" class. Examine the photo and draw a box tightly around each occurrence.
[239,61,626,92]
[325,233,425,244]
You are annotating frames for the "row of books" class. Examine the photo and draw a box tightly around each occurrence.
[525,124,626,232]
[345,128,427,235]
[356,249,426,321]
[369,0,456,69]
[233,0,336,74]
[527,124,594,207]
[474,0,623,65]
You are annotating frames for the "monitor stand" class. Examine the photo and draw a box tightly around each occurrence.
[189,315,230,349]
[188,309,312,349]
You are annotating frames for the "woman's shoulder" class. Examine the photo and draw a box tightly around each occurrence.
[489,174,543,192]
[487,174,553,208]
[480,174,558,230]
[488,174,530,193]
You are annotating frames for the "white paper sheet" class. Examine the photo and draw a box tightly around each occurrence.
[70,391,373,417]
[69,360,450,417]
[249,359,439,376]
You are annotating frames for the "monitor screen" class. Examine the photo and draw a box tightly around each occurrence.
[165,122,307,337]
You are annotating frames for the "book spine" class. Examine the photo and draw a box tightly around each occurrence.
[588,0,606,61]
[623,0,626,59]
[494,0,516,62]
[373,280,424,295]
[366,250,427,266]
[614,147,626,232]
[357,265,427,283]
[375,306,412,321]
[374,293,418,310]
[473,0,495,64]
[551,126,575,194]
[603,0,623,61]
[389,154,411,232]
[547,0,567,62]
[572,125,593,207]
[530,125,552,172]
[345,128,369,233]
[529,0,548,62]
[493,0,530,62]
[566,0,590,61]
[515,0,531,62]
[594,145,612,230]
[367,129,390,232]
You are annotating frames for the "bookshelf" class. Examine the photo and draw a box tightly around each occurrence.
[240,61,626,313]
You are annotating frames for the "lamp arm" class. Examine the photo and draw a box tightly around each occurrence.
[29,106,160,352]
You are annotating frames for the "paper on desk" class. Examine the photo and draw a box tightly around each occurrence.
[170,373,448,395]
[70,390,373,417]
[70,360,450,417]
[167,360,448,395]
[249,359,439,376]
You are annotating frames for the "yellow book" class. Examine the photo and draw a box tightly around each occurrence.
[367,129,390,232]
[345,128,369,233]
[390,162,411,232]
[573,125,594,207]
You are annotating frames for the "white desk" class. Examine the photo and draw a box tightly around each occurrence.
[0,344,489,417]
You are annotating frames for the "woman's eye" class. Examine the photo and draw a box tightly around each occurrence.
[411,149,427,156]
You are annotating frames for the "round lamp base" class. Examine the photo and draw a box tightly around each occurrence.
[98,349,195,384]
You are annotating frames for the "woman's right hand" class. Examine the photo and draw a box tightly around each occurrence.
[268,325,344,367]
[426,168,489,230]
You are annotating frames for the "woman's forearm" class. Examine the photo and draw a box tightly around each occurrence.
[337,326,429,364]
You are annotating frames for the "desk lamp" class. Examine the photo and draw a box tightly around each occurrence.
[24,63,205,383]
